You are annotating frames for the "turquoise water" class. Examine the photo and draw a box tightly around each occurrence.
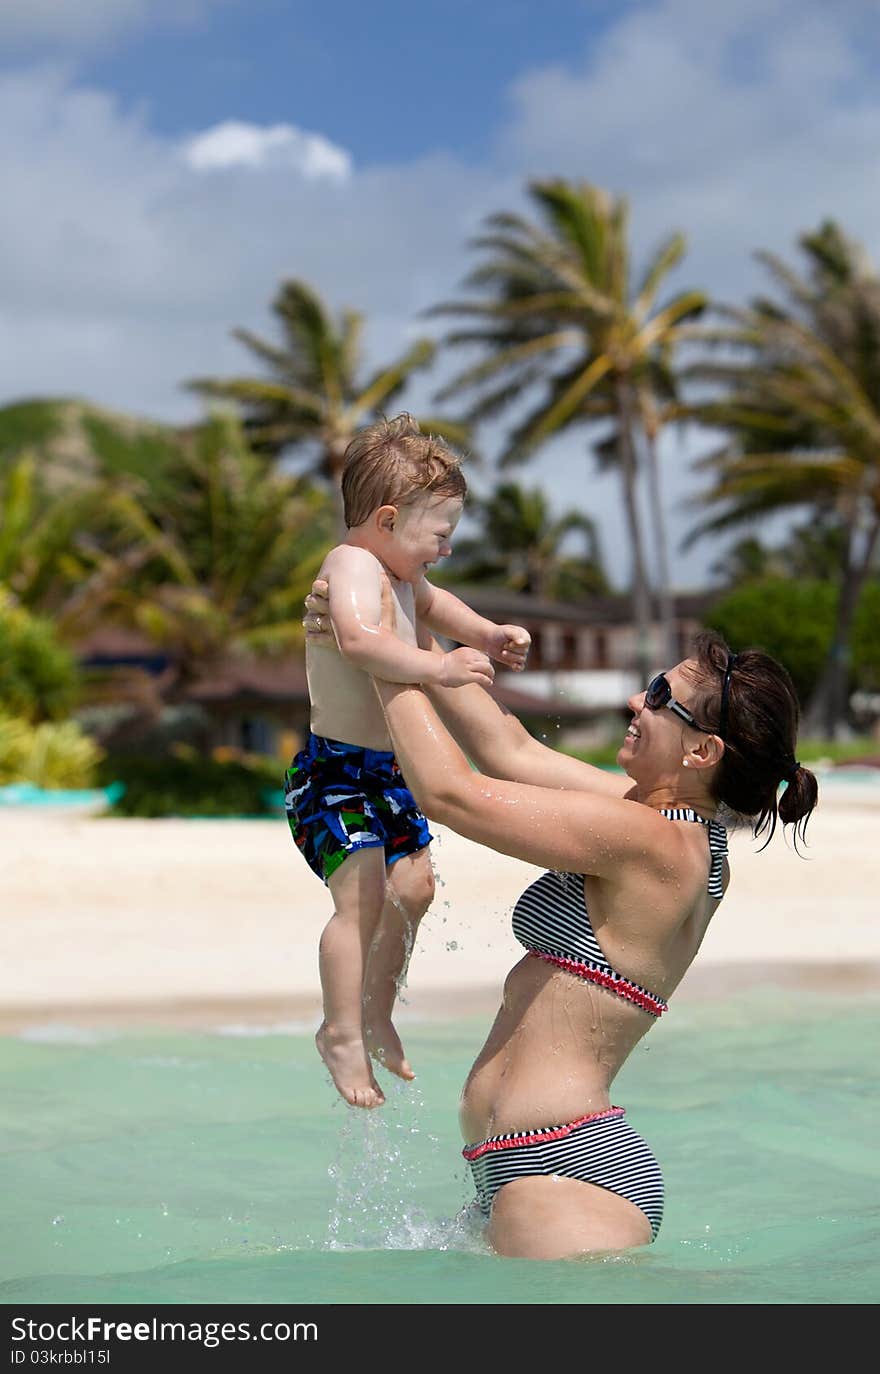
[1,989,878,1305]
[1,767,876,813]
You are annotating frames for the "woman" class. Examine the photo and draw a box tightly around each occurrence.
[304,584,817,1259]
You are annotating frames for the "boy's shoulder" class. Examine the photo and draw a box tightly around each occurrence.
[321,543,383,574]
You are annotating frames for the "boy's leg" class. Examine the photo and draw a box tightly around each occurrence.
[362,845,435,1081]
[317,846,388,1108]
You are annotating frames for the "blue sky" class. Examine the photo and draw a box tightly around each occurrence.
[2,0,879,589]
[80,1,628,161]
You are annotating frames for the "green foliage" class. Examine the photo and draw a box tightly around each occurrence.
[851,582,880,688]
[0,452,126,633]
[704,577,880,705]
[186,278,453,492]
[0,587,80,719]
[795,737,877,763]
[447,481,608,598]
[114,413,336,670]
[705,578,835,705]
[0,397,164,493]
[0,715,104,787]
[98,750,284,817]
[709,518,847,588]
[0,399,64,461]
[82,414,183,504]
[683,222,880,734]
[431,178,704,678]
[560,742,625,768]
[562,734,876,767]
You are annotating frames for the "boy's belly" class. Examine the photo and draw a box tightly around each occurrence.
[306,646,392,751]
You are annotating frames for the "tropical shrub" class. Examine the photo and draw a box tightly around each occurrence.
[706,579,836,706]
[0,715,104,787]
[98,748,284,818]
[851,582,880,689]
[706,577,880,707]
[0,586,79,720]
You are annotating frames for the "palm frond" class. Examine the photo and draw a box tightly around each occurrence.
[185,377,324,415]
[229,328,292,375]
[433,329,580,400]
[352,338,436,417]
[633,233,688,317]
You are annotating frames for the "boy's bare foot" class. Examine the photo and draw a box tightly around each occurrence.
[364,1017,416,1082]
[315,1023,385,1108]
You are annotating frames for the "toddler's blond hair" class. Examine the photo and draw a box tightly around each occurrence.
[341,413,466,529]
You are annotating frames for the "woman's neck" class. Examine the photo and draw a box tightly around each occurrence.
[635,782,718,818]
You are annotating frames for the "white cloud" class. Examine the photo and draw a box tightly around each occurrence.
[1,0,879,589]
[0,1,227,53]
[181,120,353,182]
[502,0,880,286]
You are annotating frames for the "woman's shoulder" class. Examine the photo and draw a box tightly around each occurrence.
[603,798,721,882]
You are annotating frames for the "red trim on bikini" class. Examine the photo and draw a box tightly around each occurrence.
[463,1106,626,1161]
[528,949,668,1016]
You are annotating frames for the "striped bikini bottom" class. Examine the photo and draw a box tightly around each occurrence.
[462,1106,664,1241]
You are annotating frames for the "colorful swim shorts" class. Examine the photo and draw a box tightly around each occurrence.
[283,732,433,883]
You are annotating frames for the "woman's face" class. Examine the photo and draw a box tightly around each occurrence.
[618,659,710,782]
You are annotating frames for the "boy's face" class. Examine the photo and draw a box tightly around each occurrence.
[381,493,463,581]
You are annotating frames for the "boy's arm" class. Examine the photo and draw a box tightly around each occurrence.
[420,634,632,799]
[306,576,626,799]
[326,546,495,688]
[416,579,531,671]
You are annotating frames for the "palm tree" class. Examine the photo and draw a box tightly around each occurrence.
[589,359,683,663]
[102,413,337,693]
[708,535,779,587]
[445,481,608,600]
[0,449,152,639]
[430,179,705,678]
[186,279,469,531]
[682,220,880,736]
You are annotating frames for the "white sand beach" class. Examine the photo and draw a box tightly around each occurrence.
[1,777,878,1034]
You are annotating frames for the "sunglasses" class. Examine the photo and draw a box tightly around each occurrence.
[645,655,737,737]
[644,673,715,734]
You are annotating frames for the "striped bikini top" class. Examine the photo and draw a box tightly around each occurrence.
[511,808,728,1018]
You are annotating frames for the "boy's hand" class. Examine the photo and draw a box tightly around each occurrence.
[485,623,531,672]
[437,647,495,689]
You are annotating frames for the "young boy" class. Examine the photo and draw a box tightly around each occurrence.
[284,414,530,1109]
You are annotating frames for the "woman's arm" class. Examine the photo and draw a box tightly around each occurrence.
[306,576,630,800]
[374,679,658,879]
[431,673,631,800]
[412,626,630,800]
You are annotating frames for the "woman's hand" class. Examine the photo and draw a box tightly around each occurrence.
[302,577,335,647]
[378,571,398,635]
[304,572,398,649]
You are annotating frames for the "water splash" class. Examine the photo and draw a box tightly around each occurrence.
[384,884,417,1005]
[325,1079,487,1253]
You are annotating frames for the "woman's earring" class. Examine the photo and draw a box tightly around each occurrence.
[682,759,689,767]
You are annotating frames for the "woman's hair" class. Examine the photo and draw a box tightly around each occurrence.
[686,628,819,848]
[341,413,467,528]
